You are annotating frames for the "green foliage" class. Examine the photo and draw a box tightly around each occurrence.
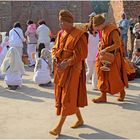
[90,1,110,14]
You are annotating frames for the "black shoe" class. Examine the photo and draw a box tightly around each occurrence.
[28,64,35,67]
[46,81,52,87]
[39,81,52,87]
[8,85,18,90]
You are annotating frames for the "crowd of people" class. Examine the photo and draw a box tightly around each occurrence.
[0,19,54,88]
[0,9,140,137]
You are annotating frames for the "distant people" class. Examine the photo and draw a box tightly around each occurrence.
[36,20,51,51]
[0,36,9,78]
[33,48,52,86]
[119,13,130,57]
[0,34,2,44]
[25,20,37,67]
[0,47,25,90]
[131,15,140,66]
[88,12,96,22]
[92,14,128,103]
[86,13,99,90]
[50,37,55,50]
[9,22,26,58]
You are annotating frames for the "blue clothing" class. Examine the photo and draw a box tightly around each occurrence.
[119,19,129,35]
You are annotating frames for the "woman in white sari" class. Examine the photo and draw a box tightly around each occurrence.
[33,48,52,86]
[0,36,9,78]
[0,47,25,90]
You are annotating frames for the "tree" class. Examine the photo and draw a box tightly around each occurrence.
[91,1,110,14]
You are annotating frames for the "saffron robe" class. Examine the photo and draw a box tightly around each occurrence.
[96,23,128,94]
[52,27,88,116]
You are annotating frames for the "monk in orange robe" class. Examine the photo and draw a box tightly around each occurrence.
[92,15,128,103]
[49,9,88,136]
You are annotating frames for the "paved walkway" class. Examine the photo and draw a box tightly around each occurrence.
[0,66,140,139]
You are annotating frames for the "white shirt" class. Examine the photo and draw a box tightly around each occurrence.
[9,27,25,47]
[86,32,99,61]
[36,24,51,45]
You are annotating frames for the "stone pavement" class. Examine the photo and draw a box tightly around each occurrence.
[0,66,140,139]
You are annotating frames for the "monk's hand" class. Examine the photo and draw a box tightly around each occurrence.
[58,60,69,70]
[100,49,106,55]
[53,57,57,63]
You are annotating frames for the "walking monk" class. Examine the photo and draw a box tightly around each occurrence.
[49,9,88,136]
[92,14,128,103]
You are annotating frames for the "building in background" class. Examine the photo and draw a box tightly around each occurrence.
[0,1,93,34]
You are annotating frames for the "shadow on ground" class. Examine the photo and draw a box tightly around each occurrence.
[0,84,54,102]
[79,125,127,139]
[104,94,140,112]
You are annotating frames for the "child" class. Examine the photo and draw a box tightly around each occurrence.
[0,47,25,90]
[33,48,52,86]
[86,19,99,90]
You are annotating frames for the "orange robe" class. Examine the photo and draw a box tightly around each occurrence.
[96,23,128,94]
[52,27,88,116]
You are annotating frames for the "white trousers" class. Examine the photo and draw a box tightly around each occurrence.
[86,60,98,89]
[27,44,36,65]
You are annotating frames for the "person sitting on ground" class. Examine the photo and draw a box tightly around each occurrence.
[33,48,52,86]
[131,15,140,66]
[0,36,9,78]
[0,47,25,90]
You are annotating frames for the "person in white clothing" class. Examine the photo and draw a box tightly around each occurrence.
[86,18,99,90]
[25,20,37,67]
[0,36,9,78]
[9,22,26,57]
[36,20,51,51]
[33,48,52,86]
[0,47,25,90]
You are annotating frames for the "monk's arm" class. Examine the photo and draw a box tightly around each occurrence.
[105,30,121,52]
[68,33,88,66]
[52,44,58,59]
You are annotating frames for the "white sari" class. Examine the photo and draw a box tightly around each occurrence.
[0,47,25,86]
[33,58,51,84]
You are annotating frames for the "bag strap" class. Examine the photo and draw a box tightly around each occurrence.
[43,58,49,65]
[6,65,10,72]
[14,29,22,40]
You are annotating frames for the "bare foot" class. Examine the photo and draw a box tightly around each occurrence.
[117,91,125,101]
[92,96,107,103]
[49,127,61,136]
[70,120,84,128]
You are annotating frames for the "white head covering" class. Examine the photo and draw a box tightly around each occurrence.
[41,48,51,59]
[89,12,96,17]
[1,36,9,48]
[2,36,9,43]
[0,47,25,73]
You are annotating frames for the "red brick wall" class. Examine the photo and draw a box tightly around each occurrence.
[123,1,140,20]
[0,1,93,34]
